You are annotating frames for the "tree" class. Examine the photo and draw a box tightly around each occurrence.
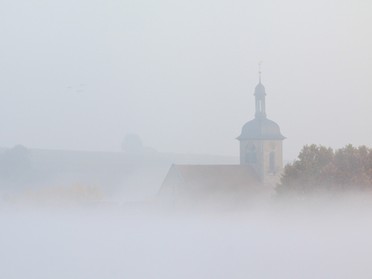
[332,145,372,188]
[276,144,372,196]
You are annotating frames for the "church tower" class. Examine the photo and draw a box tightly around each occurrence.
[237,70,285,186]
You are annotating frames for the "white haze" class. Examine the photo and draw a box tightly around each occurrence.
[1,1,372,278]
[2,197,372,279]
[0,0,371,160]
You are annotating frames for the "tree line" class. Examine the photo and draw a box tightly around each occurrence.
[277,144,372,195]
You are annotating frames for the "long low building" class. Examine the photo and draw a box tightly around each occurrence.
[0,145,238,203]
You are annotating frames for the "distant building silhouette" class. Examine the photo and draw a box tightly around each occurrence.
[122,134,144,153]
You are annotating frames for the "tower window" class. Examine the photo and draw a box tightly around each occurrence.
[269,151,276,173]
[245,145,257,164]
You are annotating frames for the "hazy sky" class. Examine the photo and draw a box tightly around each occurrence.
[1,0,371,160]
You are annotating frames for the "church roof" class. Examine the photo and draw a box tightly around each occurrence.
[173,164,259,185]
[237,117,285,140]
[159,164,262,200]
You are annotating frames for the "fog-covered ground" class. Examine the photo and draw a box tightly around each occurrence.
[2,194,372,279]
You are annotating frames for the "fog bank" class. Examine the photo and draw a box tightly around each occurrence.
[2,196,372,279]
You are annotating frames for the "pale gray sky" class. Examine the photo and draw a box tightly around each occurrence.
[0,0,371,160]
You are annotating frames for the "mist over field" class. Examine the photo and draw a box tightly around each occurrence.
[2,194,372,279]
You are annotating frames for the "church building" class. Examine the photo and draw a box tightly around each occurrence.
[237,71,285,186]
[159,71,285,203]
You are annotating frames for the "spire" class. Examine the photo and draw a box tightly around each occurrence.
[254,61,266,118]
[258,61,262,83]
